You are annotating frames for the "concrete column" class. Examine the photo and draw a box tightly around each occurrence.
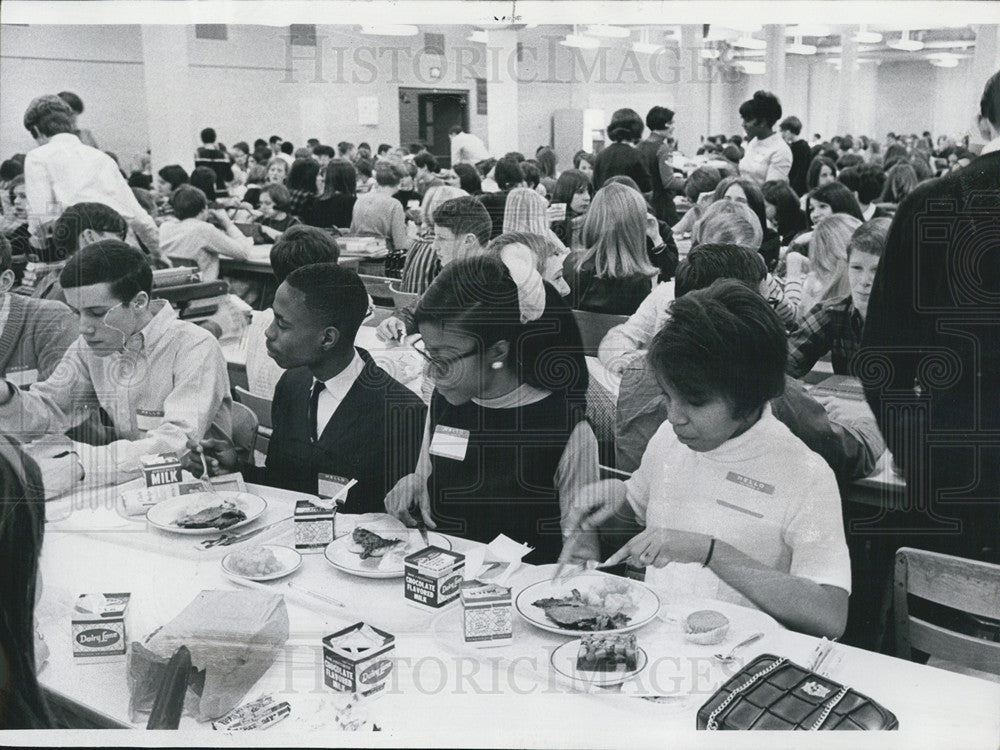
[677,25,710,157]
[836,26,859,135]
[141,26,194,172]
[486,29,520,156]
[764,25,787,96]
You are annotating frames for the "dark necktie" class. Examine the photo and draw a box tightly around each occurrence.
[308,380,325,442]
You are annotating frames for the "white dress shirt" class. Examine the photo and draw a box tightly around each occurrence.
[314,349,366,438]
[23,133,159,252]
[450,131,490,165]
[738,132,793,185]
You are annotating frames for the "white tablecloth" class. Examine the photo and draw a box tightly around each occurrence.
[26,483,1000,746]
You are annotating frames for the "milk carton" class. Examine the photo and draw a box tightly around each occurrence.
[322,623,395,698]
[294,500,337,551]
[140,454,182,488]
[461,580,512,646]
[72,593,130,660]
[403,546,465,610]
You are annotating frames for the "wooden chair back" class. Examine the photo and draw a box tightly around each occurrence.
[359,274,397,307]
[388,280,420,314]
[229,399,260,464]
[894,547,1000,674]
[572,310,629,358]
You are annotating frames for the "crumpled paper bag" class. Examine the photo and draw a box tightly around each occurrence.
[127,590,289,722]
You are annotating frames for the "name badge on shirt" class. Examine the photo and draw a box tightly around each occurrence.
[429,425,470,461]
[6,367,38,388]
[135,408,165,431]
[725,471,775,495]
[318,473,353,502]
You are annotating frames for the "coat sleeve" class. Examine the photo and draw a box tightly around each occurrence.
[860,190,926,471]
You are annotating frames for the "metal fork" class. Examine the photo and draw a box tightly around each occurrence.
[198,450,220,498]
[199,517,291,549]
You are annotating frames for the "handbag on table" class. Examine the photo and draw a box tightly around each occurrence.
[696,654,899,730]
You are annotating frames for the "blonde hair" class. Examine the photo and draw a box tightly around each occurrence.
[693,200,763,249]
[487,232,566,278]
[578,183,658,279]
[420,185,466,229]
[503,187,549,236]
[800,214,863,316]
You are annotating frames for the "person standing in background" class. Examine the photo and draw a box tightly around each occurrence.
[22,95,159,257]
[638,106,683,226]
[738,91,793,185]
[592,108,652,193]
[449,125,490,167]
[780,116,812,197]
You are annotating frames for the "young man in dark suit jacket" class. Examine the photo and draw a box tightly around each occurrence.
[862,70,1000,563]
[196,263,426,514]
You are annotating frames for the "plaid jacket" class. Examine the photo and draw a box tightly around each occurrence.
[786,296,864,379]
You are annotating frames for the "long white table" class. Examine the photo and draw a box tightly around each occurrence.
[19,482,1000,746]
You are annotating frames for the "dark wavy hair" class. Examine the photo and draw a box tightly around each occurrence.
[712,177,768,239]
[0,435,51,729]
[650,278,786,419]
[738,91,783,128]
[807,156,838,191]
[320,159,357,198]
[762,180,809,245]
[810,181,865,221]
[551,170,593,207]
[413,256,589,421]
[288,158,320,194]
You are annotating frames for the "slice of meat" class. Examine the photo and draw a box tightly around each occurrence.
[533,592,632,631]
[176,502,247,529]
[352,527,403,560]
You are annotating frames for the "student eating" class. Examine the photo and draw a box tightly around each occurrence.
[0,240,234,496]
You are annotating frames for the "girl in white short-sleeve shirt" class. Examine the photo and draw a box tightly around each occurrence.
[563,278,850,639]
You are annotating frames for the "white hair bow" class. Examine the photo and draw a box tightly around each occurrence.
[499,243,546,324]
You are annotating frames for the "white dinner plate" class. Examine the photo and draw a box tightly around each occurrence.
[221,544,302,582]
[515,571,660,636]
[550,638,649,688]
[146,491,267,535]
[324,519,452,579]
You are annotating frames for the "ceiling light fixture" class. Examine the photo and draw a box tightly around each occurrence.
[853,25,882,44]
[732,36,767,50]
[888,30,924,51]
[632,29,662,55]
[787,35,817,55]
[562,25,601,49]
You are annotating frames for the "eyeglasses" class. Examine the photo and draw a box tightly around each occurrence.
[409,336,479,377]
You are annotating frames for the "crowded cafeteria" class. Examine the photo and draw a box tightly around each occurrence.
[1,5,999,746]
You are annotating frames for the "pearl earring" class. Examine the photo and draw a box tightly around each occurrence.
[491,361,503,370]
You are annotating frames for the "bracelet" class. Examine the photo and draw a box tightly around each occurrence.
[703,537,716,568]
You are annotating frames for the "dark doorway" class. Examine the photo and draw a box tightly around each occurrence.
[398,88,468,169]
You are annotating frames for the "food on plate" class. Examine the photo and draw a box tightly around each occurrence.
[175,500,247,530]
[228,547,284,577]
[350,527,404,560]
[576,633,638,672]
[683,609,730,645]
[533,578,641,631]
